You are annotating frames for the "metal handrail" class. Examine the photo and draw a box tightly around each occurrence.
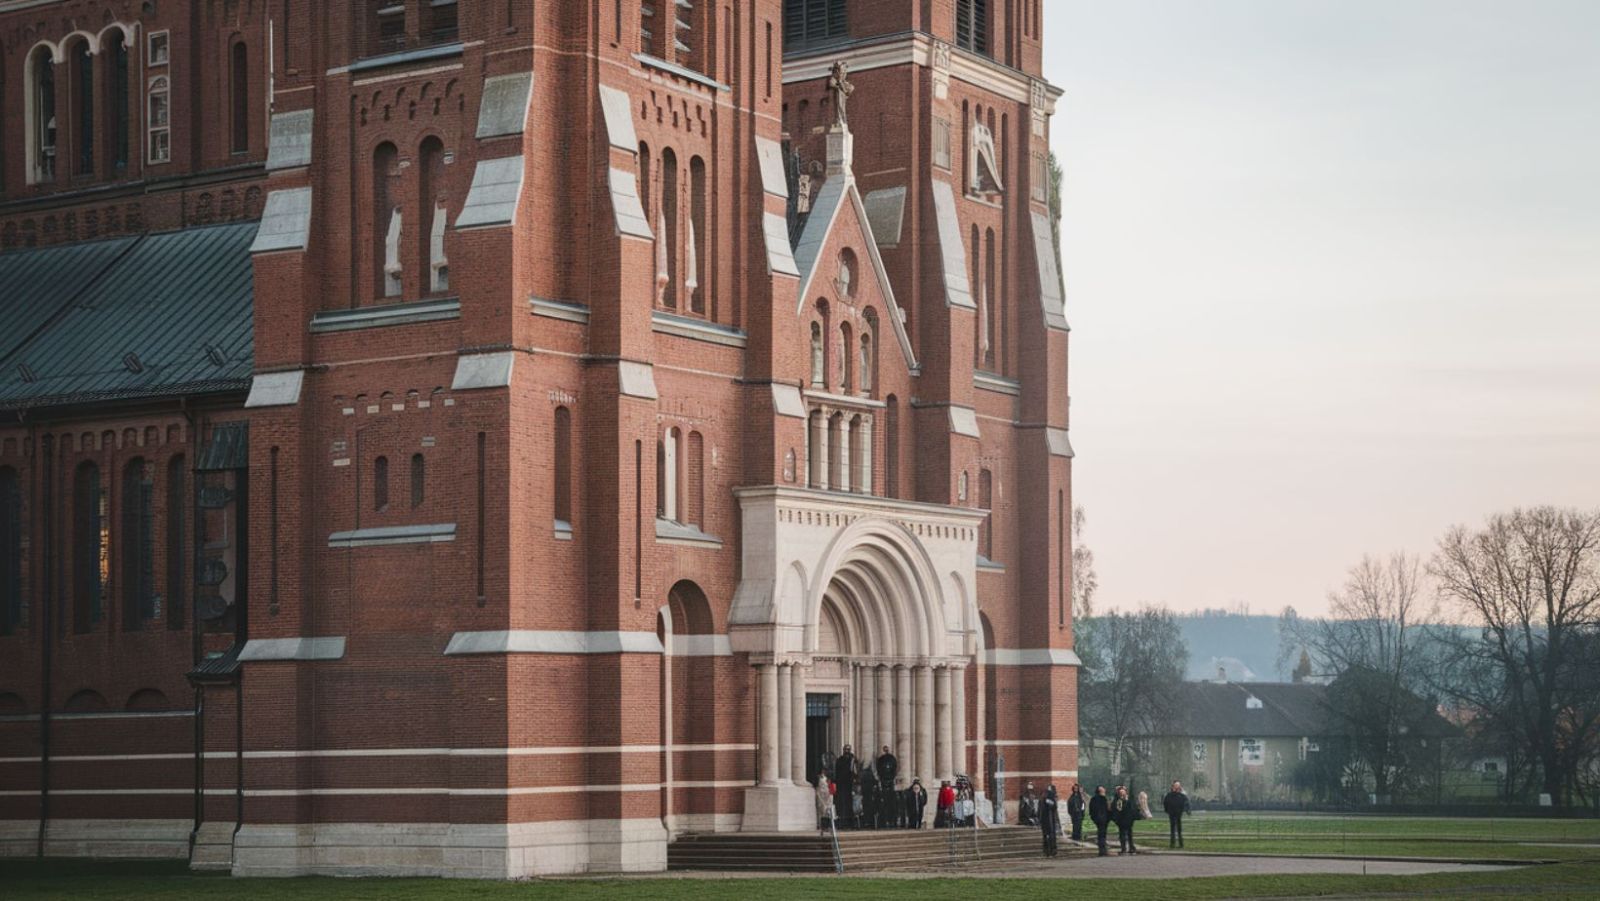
[828,810,843,874]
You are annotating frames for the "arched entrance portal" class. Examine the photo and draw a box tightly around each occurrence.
[729,488,985,831]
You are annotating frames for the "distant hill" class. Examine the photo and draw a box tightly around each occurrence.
[1082,611,1301,683]
[1174,611,1298,682]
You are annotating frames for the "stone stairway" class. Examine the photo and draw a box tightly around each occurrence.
[668,826,1067,873]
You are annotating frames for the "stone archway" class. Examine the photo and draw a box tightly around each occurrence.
[727,487,985,831]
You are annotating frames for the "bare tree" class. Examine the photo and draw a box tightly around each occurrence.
[1431,507,1600,807]
[1071,505,1098,622]
[1078,607,1188,779]
[1289,553,1438,800]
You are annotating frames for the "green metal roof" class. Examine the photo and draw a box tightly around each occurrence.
[0,222,257,410]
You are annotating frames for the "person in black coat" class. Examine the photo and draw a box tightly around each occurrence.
[1162,780,1191,849]
[1067,783,1087,841]
[859,765,879,830]
[875,746,899,823]
[1039,784,1062,857]
[1111,785,1138,854]
[905,778,928,829]
[1087,786,1111,856]
[832,745,858,828]
[1018,781,1039,827]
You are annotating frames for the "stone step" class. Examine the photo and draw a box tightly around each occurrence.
[668,826,1052,873]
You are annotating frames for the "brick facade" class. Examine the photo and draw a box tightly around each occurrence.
[0,0,1075,877]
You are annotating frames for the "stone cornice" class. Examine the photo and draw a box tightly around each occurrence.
[783,31,1061,111]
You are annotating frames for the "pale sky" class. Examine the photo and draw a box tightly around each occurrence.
[1046,0,1600,617]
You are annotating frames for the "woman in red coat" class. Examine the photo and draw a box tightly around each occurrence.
[935,780,957,827]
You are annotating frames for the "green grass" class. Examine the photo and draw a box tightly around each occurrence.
[1174,838,1599,862]
[1168,811,1600,842]
[4,859,1600,900]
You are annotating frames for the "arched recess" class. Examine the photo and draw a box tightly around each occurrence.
[662,579,716,831]
[803,518,950,660]
[64,689,109,712]
[126,688,169,711]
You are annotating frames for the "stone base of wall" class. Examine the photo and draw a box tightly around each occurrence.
[0,819,192,859]
[189,821,236,871]
[232,819,670,878]
[740,783,817,832]
[669,813,743,837]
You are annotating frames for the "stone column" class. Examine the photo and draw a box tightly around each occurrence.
[935,665,953,780]
[915,665,935,784]
[777,664,793,787]
[758,664,779,785]
[848,664,860,752]
[837,418,851,493]
[952,665,968,778]
[895,665,912,776]
[790,663,808,784]
[859,661,876,758]
[875,666,892,755]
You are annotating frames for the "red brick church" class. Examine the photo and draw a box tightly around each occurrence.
[0,0,1076,877]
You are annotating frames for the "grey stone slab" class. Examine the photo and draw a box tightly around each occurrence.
[265,109,314,170]
[931,179,975,309]
[1031,210,1070,330]
[763,212,800,277]
[244,370,305,408]
[477,72,533,138]
[251,187,313,253]
[456,157,525,229]
[609,167,654,239]
[863,186,907,247]
[452,351,516,390]
[754,136,789,198]
[599,84,639,150]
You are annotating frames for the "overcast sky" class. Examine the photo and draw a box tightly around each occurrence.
[1045,0,1600,617]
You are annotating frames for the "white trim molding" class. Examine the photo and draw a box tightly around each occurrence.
[983,648,1083,667]
[239,637,347,662]
[444,630,664,656]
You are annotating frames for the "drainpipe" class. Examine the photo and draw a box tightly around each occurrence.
[189,685,205,859]
[34,421,54,860]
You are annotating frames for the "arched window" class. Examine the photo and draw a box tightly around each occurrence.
[860,311,876,395]
[166,455,185,631]
[827,412,844,491]
[656,427,679,521]
[230,41,249,154]
[146,75,171,164]
[686,431,704,527]
[808,410,826,488]
[809,322,825,387]
[372,142,401,299]
[410,454,426,509]
[373,455,389,511]
[553,407,572,527]
[418,136,449,293]
[885,395,899,499]
[0,467,22,635]
[121,458,156,629]
[370,0,406,55]
[73,462,107,633]
[689,156,707,314]
[104,31,131,170]
[28,45,57,183]
[640,2,656,56]
[784,0,848,49]
[849,414,868,494]
[69,38,95,176]
[659,148,679,308]
[840,322,854,393]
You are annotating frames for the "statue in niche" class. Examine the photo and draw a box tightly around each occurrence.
[827,60,853,128]
[429,201,449,292]
[383,206,404,297]
[810,322,825,387]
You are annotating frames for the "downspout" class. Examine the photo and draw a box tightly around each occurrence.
[183,401,204,858]
[33,419,52,860]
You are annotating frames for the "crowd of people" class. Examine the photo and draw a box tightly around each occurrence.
[811,743,1197,861]
[813,744,982,831]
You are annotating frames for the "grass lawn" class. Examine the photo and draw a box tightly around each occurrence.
[1169,812,1600,843]
[1174,837,1599,862]
[4,859,1600,900]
